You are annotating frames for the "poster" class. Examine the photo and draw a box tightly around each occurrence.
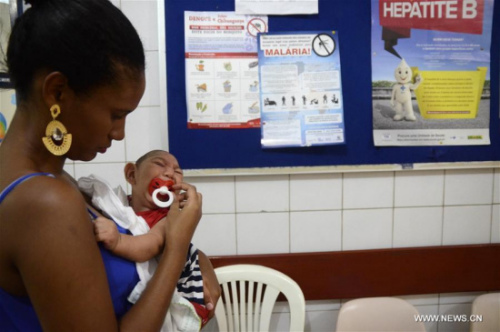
[258,31,345,148]
[236,0,318,15]
[0,89,17,145]
[372,0,494,146]
[184,12,267,129]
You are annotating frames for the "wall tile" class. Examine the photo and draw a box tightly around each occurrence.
[306,300,341,311]
[235,175,289,213]
[192,214,236,256]
[443,206,491,245]
[343,172,394,209]
[74,162,128,190]
[395,170,444,207]
[89,139,126,163]
[140,51,161,107]
[439,292,486,305]
[494,170,500,204]
[290,173,342,211]
[290,211,341,253]
[401,294,440,306]
[414,304,439,332]
[306,309,339,332]
[444,169,494,206]
[110,1,120,9]
[342,209,393,250]
[271,301,291,314]
[63,162,75,178]
[121,0,158,51]
[125,106,163,162]
[185,176,235,214]
[437,303,472,332]
[236,212,289,255]
[393,207,443,247]
[270,311,290,331]
[492,204,499,243]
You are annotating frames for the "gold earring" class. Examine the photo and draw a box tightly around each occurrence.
[42,104,72,156]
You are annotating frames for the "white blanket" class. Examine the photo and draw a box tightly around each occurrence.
[78,174,201,332]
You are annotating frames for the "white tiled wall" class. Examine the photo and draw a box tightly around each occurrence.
[62,1,500,331]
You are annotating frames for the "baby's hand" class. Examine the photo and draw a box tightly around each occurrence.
[94,216,120,251]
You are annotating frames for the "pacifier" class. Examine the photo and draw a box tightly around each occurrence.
[148,178,175,208]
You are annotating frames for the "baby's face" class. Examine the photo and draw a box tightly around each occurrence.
[137,152,184,195]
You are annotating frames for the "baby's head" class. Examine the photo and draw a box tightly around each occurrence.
[125,150,183,210]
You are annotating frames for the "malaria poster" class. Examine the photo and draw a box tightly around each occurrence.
[372,0,494,146]
[258,31,345,148]
[184,12,267,129]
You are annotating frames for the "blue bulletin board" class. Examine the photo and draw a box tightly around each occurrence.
[165,0,500,170]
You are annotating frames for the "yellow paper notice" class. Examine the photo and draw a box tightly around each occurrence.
[413,67,487,119]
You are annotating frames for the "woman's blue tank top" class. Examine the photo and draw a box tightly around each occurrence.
[0,173,139,331]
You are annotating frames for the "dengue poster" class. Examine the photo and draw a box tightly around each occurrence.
[236,0,318,15]
[258,31,345,148]
[185,12,267,129]
[372,0,494,146]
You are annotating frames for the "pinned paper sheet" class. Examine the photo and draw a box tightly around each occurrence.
[236,0,318,15]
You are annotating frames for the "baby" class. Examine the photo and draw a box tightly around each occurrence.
[79,150,209,330]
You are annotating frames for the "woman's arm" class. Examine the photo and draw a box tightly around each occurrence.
[10,177,119,331]
[9,177,201,332]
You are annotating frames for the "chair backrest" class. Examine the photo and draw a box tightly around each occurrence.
[336,297,426,332]
[470,293,500,332]
[214,264,306,332]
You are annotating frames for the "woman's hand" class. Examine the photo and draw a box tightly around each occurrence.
[165,182,202,252]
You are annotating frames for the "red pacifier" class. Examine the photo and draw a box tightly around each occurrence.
[148,178,175,208]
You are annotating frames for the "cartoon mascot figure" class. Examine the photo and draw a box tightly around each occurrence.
[391,59,423,121]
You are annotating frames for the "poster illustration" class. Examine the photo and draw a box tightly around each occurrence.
[184,12,267,129]
[372,0,494,146]
[236,0,318,15]
[258,31,345,148]
[0,90,17,145]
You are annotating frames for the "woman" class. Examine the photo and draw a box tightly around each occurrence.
[0,0,219,331]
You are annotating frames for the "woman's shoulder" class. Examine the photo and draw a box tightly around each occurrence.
[4,172,78,200]
[2,173,90,231]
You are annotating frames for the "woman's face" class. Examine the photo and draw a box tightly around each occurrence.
[63,71,146,161]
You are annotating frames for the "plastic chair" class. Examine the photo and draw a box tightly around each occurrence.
[213,264,306,332]
[470,293,500,332]
[336,297,426,332]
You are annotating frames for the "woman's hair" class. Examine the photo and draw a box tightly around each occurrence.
[7,0,145,100]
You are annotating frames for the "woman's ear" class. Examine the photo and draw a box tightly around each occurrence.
[124,162,137,185]
[41,71,71,108]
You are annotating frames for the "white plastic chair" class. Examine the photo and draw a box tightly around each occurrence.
[213,264,306,332]
[336,297,426,332]
[470,293,500,332]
